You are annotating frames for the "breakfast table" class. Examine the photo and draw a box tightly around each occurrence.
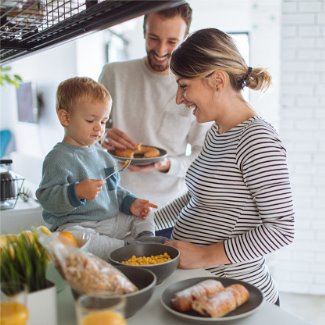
[57,268,310,325]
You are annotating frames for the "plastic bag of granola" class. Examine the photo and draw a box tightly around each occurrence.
[37,230,138,295]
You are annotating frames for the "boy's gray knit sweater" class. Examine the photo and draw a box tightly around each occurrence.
[36,142,136,230]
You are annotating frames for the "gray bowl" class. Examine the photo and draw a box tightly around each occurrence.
[72,265,156,318]
[109,243,180,285]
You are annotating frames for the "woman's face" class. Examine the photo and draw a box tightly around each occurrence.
[175,76,218,123]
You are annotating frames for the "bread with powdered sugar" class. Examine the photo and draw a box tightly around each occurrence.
[171,279,224,312]
[192,283,250,318]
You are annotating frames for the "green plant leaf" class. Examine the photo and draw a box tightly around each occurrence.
[14,74,23,81]
[1,66,11,72]
[0,230,50,292]
[0,65,22,88]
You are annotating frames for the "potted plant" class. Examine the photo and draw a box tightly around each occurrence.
[0,66,22,88]
[0,227,57,325]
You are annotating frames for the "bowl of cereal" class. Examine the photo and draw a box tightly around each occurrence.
[109,243,180,285]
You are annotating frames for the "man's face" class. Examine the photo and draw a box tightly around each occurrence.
[144,13,187,74]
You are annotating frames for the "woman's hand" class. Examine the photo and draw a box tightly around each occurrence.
[165,240,230,269]
[130,199,158,218]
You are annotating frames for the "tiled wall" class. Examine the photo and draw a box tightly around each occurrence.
[275,0,325,294]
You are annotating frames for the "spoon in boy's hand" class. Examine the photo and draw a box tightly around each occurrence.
[103,159,131,180]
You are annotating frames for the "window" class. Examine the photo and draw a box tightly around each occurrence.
[230,32,250,100]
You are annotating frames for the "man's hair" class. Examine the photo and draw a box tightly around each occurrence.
[56,77,111,112]
[143,3,192,35]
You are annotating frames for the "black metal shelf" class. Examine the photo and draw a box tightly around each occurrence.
[0,0,184,64]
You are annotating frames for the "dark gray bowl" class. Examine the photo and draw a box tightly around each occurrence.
[109,243,180,285]
[72,265,156,318]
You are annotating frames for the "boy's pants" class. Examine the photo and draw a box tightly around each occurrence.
[57,213,155,260]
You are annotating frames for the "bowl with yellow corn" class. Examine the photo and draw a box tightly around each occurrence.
[109,243,180,285]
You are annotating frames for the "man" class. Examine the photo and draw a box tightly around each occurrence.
[99,3,209,211]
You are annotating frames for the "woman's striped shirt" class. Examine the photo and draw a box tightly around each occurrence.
[155,116,295,303]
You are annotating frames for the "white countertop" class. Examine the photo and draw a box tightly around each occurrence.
[0,180,44,234]
[57,268,310,325]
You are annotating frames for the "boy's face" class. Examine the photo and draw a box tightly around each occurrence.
[60,97,111,147]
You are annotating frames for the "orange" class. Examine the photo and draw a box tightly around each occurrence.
[58,231,78,247]
[80,311,126,325]
[0,302,29,325]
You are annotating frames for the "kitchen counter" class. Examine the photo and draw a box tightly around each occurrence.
[0,198,43,233]
[0,180,44,234]
[57,268,310,325]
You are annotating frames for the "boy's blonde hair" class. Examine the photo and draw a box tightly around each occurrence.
[56,77,111,112]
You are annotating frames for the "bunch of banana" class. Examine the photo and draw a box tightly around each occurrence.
[0,225,51,249]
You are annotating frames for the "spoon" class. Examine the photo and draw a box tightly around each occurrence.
[103,159,131,180]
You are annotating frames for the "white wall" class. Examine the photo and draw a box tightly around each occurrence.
[123,0,281,129]
[274,0,325,295]
[190,0,281,128]
[0,42,78,182]
[0,42,77,184]
[1,0,281,171]
[4,0,324,296]
[76,31,107,81]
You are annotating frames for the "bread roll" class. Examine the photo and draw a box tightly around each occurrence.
[115,144,160,159]
[140,146,160,158]
[192,283,250,318]
[114,148,135,158]
[225,284,250,307]
[192,290,236,318]
[171,279,224,312]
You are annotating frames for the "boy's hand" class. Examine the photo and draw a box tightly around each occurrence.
[75,179,104,200]
[130,199,158,218]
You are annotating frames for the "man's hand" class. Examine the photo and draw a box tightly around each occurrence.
[130,199,158,218]
[102,127,137,151]
[75,179,104,200]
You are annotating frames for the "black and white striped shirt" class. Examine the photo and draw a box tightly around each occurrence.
[155,116,295,303]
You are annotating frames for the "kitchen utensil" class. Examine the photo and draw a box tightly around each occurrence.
[76,294,126,325]
[0,159,25,210]
[111,146,167,166]
[0,282,29,325]
[103,159,130,180]
[161,276,264,323]
[19,186,33,202]
[72,266,156,318]
[109,243,180,285]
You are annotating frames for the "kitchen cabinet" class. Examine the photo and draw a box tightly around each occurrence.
[0,0,185,64]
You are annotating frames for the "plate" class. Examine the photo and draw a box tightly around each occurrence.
[161,276,264,323]
[110,145,167,166]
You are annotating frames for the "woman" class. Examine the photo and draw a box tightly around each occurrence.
[155,28,295,304]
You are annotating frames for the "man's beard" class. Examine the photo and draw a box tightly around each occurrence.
[147,50,171,72]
